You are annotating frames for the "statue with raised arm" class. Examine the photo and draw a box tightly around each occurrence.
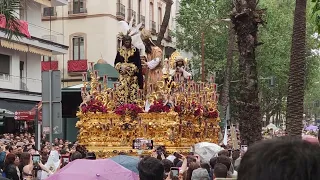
[140,29,163,94]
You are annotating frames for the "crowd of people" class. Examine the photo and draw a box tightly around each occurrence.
[138,135,320,180]
[0,133,94,180]
[0,132,319,180]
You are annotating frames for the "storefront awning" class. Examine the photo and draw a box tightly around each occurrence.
[0,99,37,118]
[1,39,53,56]
[33,0,52,7]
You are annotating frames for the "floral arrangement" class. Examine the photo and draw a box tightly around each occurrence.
[114,103,143,117]
[203,107,219,119]
[80,99,107,113]
[174,102,203,117]
[149,100,170,113]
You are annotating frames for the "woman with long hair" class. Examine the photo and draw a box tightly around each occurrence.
[3,153,19,180]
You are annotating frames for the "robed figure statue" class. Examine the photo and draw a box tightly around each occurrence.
[114,20,144,104]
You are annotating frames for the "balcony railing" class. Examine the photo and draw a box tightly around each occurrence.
[140,15,145,27]
[41,61,59,71]
[128,9,136,24]
[0,74,41,93]
[116,3,125,20]
[27,23,64,45]
[68,60,88,75]
[42,7,57,17]
[150,20,156,34]
[68,8,87,15]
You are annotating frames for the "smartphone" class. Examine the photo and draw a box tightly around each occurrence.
[132,138,153,150]
[32,154,40,164]
[241,145,248,153]
[170,167,179,177]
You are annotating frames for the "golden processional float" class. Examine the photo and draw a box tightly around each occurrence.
[76,52,221,158]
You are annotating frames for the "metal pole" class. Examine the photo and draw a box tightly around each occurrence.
[49,70,53,143]
[34,105,40,150]
[201,32,205,82]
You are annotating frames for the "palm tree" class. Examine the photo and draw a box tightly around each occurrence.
[0,0,23,39]
[230,0,264,145]
[156,0,173,46]
[286,0,307,136]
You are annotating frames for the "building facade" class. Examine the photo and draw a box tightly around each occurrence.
[0,0,68,133]
[41,0,178,87]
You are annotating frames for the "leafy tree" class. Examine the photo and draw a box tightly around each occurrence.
[0,0,23,39]
[176,0,231,82]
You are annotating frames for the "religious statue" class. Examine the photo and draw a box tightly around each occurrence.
[114,20,144,104]
[140,29,163,94]
[163,52,192,82]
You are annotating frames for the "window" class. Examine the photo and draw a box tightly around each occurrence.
[150,2,154,21]
[158,7,162,31]
[72,36,85,60]
[73,0,85,14]
[0,54,10,80]
[43,7,55,17]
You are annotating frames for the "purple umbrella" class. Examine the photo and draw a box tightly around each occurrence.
[305,125,318,131]
[46,159,139,180]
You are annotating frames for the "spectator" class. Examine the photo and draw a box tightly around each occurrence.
[238,137,320,180]
[70,151,82,162]
[218,150,230,157]
[191,168,210,180]
[213,163,228,179]
[185,162,200,180]
[3,153,19,180]
[138,156,164,180]
[162,159,173,177]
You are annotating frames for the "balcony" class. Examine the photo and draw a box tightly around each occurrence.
[42,7,57,20]
[0,74,41,93]
[150,20,156,34]
[116,3,125,20]
[140,15,145,27]
[68,60,88,75]
[68,8,88,15]
[128,9,136,24]
[41,61,59,71]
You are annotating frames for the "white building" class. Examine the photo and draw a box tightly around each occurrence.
[41,0,178,87]
[0,0,68,126]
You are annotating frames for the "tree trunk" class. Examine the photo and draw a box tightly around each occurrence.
[231,0,263,145]
[220,23,235,123]
[286,0,307,136]
[155,0,173,46]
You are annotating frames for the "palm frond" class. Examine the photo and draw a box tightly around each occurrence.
[0,0,23,40]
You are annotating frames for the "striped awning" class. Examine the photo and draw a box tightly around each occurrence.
[29,46,52,56]
[33,0,52,7]
[1,39,28,52]
[0,39,52,56]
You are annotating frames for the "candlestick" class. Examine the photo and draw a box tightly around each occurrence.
[103,75,108,85]
[82,73,87,82]
[94,70,98,78]
[90,62,94,72]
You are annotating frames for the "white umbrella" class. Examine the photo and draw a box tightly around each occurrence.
[266,123,279,130]
[194,142,223,163]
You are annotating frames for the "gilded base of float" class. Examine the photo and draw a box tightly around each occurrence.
[76,112,220,158]
[85,146,193,158]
